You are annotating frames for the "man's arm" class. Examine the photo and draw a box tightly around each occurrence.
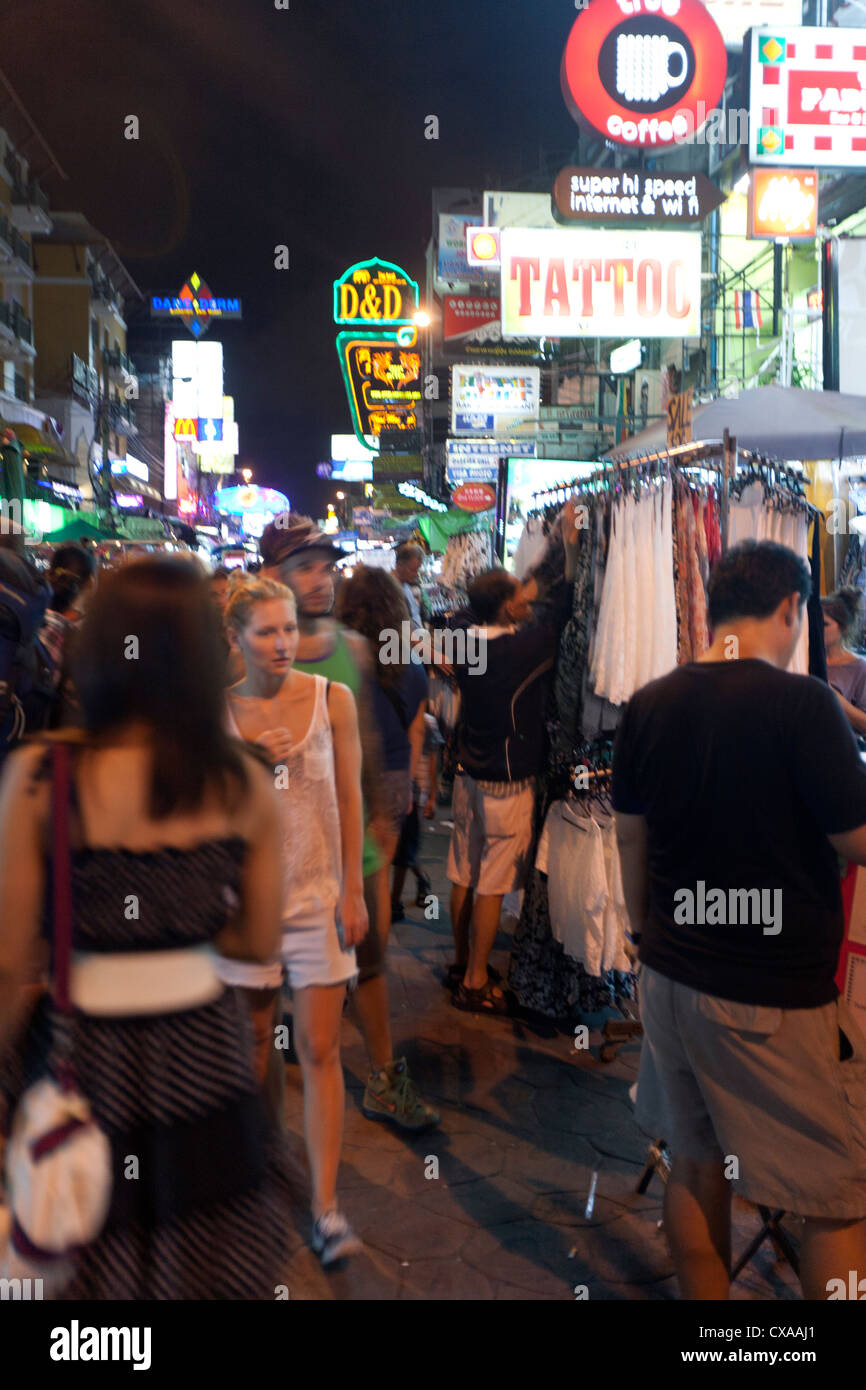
[615,811,649,945]
[832,689,866,736]
[342,627,386,828]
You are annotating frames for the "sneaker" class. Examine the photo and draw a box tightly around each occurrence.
[311,1209,363,1266]
[361,1056,440,1131]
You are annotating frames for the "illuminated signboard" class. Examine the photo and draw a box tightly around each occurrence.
[748,168,818,239]
[561,0,727,148]
[451,364,541,436]
[443,295,501,340]
[215,484,289,516]
[336,333,422,445]
[500,227,702,339]
[172,340,224,420]
[749,28,866,167]
[194,396,239,471]
[465,226,502,270]
[553,166,724,223]
[173,417,198,441]
[333,259,419,328]
[164,404,177,500]
[438,214,475,281]
[152,272,241,338]
[610,338,643,373]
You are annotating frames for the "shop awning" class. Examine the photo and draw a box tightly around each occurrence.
[607,386,866,462]
[417,508,490,553]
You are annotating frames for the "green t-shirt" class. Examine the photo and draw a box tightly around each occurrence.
[295,625,384,879]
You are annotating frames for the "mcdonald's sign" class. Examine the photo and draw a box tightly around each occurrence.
[173,417,198,440]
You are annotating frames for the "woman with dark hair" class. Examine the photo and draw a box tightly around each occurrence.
[0,556,291,1298]
[822,587,866,735]
[336,566,429,872]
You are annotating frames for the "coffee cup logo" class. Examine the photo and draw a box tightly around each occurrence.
[616,33,688,103]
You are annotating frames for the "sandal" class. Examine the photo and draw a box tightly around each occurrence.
[451,978,512,1015]
[443,962,501,991]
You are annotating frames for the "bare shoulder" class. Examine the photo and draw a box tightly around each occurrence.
[326,680,358,726]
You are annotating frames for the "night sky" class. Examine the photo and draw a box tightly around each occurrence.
[3,0,583,513]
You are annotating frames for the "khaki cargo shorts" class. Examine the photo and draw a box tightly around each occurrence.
[636,965,866,1219]
[446,770,535,898]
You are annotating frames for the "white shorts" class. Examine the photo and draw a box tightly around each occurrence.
[282,917,358,992]
[447,771,535,897]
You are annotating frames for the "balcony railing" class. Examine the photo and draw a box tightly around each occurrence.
[11,305,31,345]
[9,227,31,266]
[108,398,137,431]
[13,371,27,401]
[103,347,136,377]
[71,353,100,398]
[12,178,49,214]
[0,300,12,333]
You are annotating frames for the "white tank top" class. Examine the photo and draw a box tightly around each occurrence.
[227,674,343,929]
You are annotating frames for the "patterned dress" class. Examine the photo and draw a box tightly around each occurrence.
[2,756,292,1300]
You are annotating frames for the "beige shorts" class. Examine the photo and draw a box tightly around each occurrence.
[636,965,866,1219]
[447,770,535,898]
[282,918,357,992]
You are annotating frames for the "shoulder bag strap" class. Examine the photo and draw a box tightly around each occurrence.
[51,742,74,1016]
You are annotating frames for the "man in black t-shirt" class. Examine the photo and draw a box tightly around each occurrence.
[613,540,866,1301]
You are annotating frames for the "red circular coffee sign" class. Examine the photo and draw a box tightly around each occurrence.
[452,482,496,512]
[561,0,727,149]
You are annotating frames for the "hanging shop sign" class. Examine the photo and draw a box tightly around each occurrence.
[451,364,541,436]
[560,0,727,149]
[335,333,421,445]
[553,166,725,224]
[748,168,818,240]
[749,27,866,168]
[333,259,419,328]
[610,339,644,373]
[215,484,289,517]
[465,227,501,270]
[666,389,693,447]
[151,272,241,339]
[451,481,497,512]
[438,214,475,281]
[500,227,702,339]
[173,416,199,441]
[702,0,803,50]
[442,295,501,340]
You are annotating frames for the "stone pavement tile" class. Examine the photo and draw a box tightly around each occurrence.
[531,1083,635,1137]
[282,1237,404,1301]
[354,1192,471,1262]
[460,1219,577,1298]
[502,1134,597,1191]
[413,1174,538,1229]
[398,1254,496,1300]
[558,1209,675,1289]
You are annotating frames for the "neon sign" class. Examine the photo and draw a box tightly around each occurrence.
[336,333,422,446]
[561,0,727,148]
[151,272,242,338]
[333,258,419,327]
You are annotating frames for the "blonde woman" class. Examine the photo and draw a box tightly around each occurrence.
[221,577,368,1266]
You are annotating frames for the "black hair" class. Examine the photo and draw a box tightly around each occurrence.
[707,540,812,628]
[50,543,96,584]
[72,556,248,818]
[467,568,519,625]
[821,587,862,640]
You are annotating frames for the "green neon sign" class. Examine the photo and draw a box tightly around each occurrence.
[333,258,419,328]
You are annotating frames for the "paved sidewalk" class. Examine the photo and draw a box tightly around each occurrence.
[278,813,802,1301]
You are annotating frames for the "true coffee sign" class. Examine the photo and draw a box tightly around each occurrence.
[500,227,702,339]
[561,0,728,148]
[553,166,724,224]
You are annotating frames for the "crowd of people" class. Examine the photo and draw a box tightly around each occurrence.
[1,507,866,1300]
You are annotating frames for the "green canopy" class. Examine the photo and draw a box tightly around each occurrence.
[417,508,492,553]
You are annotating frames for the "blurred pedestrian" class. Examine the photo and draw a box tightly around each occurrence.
[23,544,97,732]
[224,575,368,1265]
[394,541,424,629]
[0,557,291,1298]
[260,516,439,1131]
[0,533,50,768]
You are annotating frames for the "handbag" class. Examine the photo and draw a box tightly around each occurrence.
[1,742,113,1293]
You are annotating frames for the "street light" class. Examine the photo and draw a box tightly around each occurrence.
[241,468,252,482]
[413,310,432,328]
[336,491,345,500]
